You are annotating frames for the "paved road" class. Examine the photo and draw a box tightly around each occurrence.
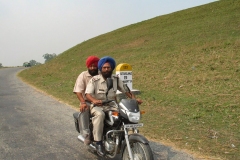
[0,67,200,160]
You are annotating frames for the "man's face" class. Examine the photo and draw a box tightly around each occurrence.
[88,64,98,76]
[101,62,112,78]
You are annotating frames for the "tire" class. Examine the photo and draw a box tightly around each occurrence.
[122,141,154,160]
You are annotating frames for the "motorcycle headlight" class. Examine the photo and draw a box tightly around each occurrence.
[126,111,140,123]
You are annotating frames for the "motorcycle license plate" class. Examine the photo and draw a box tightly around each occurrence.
[124,123,143,128]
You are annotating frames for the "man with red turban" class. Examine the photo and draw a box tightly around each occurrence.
[73,55,100,145]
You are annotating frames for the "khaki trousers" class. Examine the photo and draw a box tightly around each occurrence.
[90,104,117,141]
[90,106,105,141]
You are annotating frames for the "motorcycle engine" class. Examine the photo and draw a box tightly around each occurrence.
[104,139,115,153]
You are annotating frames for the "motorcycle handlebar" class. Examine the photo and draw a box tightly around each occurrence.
[101,100,114,105]
[88,100,114,107]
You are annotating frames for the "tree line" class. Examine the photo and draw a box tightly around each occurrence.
[23,53,57,67]
[0,53,57,67]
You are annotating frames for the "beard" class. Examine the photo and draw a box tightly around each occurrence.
[88,69,98,76]
[101,70,113,79]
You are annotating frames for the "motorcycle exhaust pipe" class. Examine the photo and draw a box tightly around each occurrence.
[77,135,96,150]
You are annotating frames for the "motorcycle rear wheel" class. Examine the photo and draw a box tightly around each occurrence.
[122,142,153,160]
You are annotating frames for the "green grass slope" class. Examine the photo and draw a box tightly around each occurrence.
[19,0,240,159]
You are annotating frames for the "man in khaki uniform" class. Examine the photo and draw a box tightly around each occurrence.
[73,55,100,145]
[85,56,142,156]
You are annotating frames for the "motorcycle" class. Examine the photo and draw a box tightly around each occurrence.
[73,78,154,160]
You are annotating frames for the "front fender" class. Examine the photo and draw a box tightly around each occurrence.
[120,133,149,156]
[129,133,149,144]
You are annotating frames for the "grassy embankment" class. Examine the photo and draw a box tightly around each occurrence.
[19,0,240,159]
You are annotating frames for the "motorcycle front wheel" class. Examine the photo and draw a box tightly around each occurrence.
[122,141,154,160]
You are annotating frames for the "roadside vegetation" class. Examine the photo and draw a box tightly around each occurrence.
[19,0,240,159]
[22,53,57,67]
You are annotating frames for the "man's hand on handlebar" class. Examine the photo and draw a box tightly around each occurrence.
[92,99,102,106]
[136,98,143,105]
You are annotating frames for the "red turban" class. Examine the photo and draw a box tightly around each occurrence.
[86,56,100,68]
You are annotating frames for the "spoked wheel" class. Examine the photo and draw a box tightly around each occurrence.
[122,142,154,160]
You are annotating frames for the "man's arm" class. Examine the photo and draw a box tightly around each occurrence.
[76,92,85,103]
[73,72,89,112]
[117,78,143,104]
[86,94,102,106]
[76,92,88,112]
[125,92,143,104]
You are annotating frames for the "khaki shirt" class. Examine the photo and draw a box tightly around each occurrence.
[85,74,126,101]
[73,71,92,99]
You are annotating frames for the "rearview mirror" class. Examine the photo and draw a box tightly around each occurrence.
[106,78,113,91]
[105,78,113,100]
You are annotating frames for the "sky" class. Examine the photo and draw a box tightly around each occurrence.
[0,0,217,66]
